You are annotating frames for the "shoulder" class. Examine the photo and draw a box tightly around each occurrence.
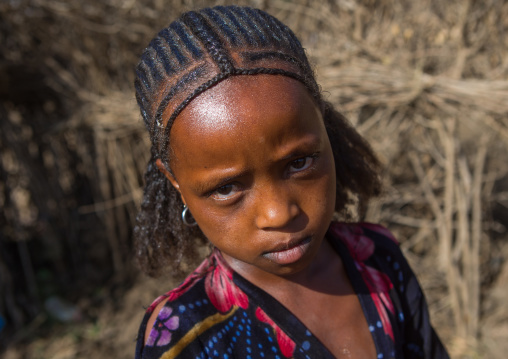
[135,256,216,358]
[328,221,400,253]
[135,250,251,358]
[144,253,215,320]
[327,221,410,278]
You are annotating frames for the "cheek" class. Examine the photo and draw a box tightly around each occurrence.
[315,174,336,213]
[190,206,243,244]
[322,148,337,193]
[315,152,337,214]
[327,163,337,204]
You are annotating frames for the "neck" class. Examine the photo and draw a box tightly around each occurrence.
[223,237,341,295]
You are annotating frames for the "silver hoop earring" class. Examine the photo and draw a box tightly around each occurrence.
[181,205,197,227]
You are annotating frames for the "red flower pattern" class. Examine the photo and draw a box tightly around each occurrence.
[256,307,296,358]
[166,256,214,302]
[330,222,396,341]
[166,250,248,313]
[204,254,249,313]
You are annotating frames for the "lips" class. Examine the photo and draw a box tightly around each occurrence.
[262,236,312,265]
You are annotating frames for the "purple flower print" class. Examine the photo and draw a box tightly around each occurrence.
[146,306,180,346]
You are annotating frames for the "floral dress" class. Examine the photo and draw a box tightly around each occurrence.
[135,222,449,359]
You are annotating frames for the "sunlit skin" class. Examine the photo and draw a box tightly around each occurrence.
[155,75,377,358]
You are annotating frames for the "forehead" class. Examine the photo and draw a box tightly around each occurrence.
[168,75,323,168]
[173,75,318,135]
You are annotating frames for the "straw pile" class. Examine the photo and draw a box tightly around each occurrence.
[1,0,507,358]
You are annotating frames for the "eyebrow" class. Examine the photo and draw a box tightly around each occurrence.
[279,145,320,162]
[193,169,249,196]
[278,133,323,158]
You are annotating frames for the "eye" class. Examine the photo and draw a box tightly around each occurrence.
[288,156,314,173]
[210,183,239,200]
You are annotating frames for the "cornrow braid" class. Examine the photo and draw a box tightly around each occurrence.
[181,11,235,73]
[134,6,381,276]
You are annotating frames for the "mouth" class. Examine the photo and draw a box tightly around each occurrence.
[262,236,312,265]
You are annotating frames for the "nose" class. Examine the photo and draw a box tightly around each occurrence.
[254,182,300,230]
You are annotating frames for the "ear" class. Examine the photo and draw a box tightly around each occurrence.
[155,158,186,204]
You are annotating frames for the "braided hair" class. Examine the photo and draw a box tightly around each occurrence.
[134,6,381,276]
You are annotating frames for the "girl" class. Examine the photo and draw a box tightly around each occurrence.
[134,6,449,359]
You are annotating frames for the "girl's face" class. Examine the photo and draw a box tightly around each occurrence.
[163,75,336,279]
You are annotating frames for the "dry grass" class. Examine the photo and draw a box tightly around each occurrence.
[1,0,507,358]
